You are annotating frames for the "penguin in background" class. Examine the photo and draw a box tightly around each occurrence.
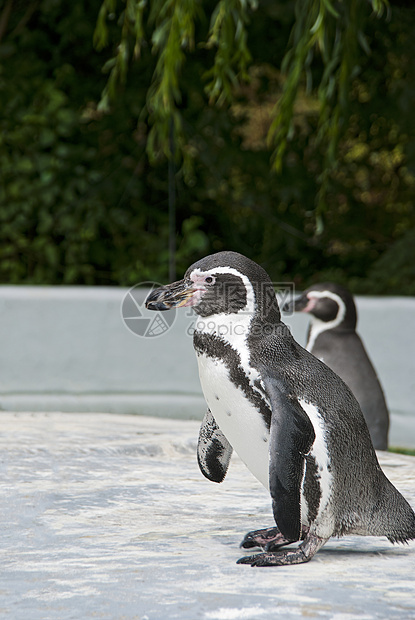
[283,282,389,450]
[146,252,414,567]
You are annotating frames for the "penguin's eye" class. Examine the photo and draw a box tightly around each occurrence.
[205,276,215,284]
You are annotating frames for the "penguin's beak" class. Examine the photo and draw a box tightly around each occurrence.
[282,293,308,313]
[145,279,198,311]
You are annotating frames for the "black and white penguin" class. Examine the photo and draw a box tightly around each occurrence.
[283,283,389,450]
[145,251,415,566]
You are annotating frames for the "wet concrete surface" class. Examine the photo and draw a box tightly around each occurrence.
[1,412,415,620]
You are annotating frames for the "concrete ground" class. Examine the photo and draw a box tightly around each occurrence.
[1,412,415,620]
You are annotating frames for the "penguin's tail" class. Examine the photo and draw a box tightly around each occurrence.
[373,477,415,544]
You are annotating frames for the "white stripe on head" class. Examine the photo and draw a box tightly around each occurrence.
[190,266,256,314]
[306,291,346,351]
[191,266,259,385]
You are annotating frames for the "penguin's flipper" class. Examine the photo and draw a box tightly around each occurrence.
[261,373,316,542]
[197,408,233,483]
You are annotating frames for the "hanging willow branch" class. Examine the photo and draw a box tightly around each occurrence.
[267,0,388,228]
[203,0,257,105]
[94,0,389,204]
[94,0,257,167]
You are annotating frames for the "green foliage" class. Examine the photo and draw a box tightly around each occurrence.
[362,227,415,295]
[269,0,388,227]
[93,0,260,169]
[389,446,415,457]
[0,0,414,292]
[0,0,207,284]
[94,0,389,205]
[203,0,256,105]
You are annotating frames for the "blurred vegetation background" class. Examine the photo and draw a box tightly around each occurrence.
[1,0,415,292]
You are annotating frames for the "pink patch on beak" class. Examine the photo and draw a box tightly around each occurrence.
[302,296,318,313]
[178,288,205,307]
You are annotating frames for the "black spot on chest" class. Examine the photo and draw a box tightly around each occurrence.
[194,332,272,430]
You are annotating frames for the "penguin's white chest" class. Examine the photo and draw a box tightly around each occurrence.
[196,352,271,490]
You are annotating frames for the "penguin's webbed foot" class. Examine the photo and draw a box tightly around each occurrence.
[240,524,308,551]
[240,526,293,551]
[237,551,300,567]
[237,533,328,567]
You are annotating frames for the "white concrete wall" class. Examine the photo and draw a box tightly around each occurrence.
[1,286,414,445]
[0,286,203,418]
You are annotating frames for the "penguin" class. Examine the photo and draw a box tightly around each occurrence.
[283,283,389,450]
[145,251,415,566]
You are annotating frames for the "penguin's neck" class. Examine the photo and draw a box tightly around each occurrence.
[194,310,255,374]
[193,271,258,370]
[306,308,347,351]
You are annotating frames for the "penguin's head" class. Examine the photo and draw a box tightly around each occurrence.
[283,282,356,329]
[145,251,280,321]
